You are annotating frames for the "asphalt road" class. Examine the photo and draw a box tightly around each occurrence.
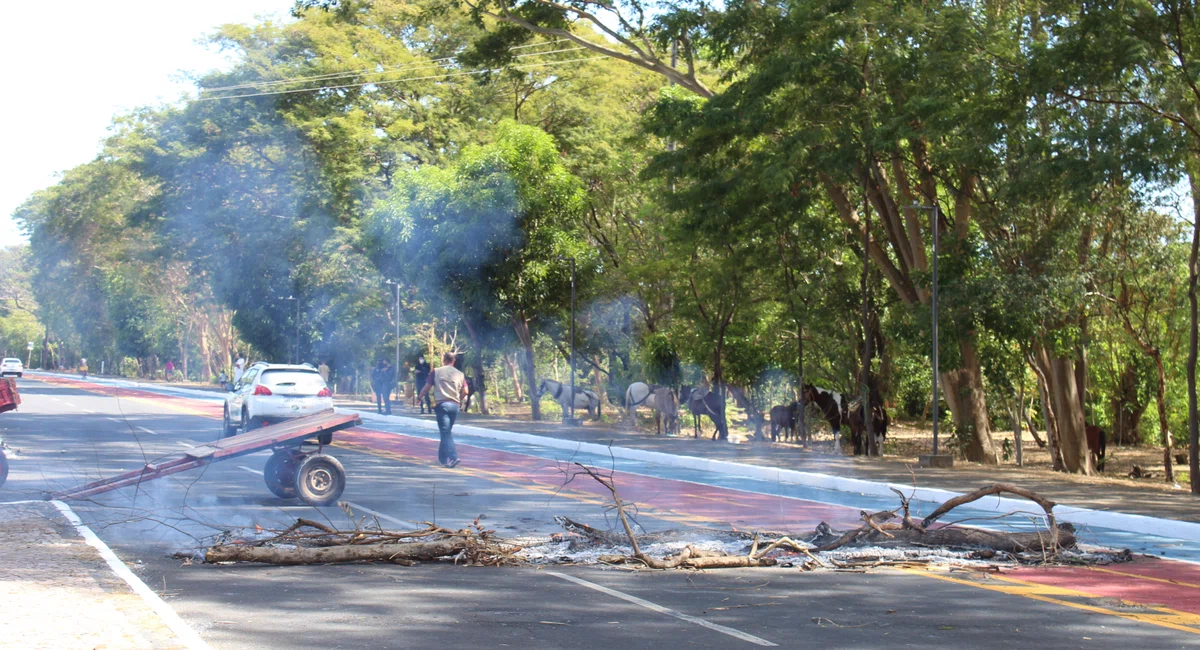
[2,377,1197,649]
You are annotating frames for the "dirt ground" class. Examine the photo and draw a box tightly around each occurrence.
[455,395,1197,496]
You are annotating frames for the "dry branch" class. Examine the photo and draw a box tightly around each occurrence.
[206,538,468,565]
[919,483,1061,551]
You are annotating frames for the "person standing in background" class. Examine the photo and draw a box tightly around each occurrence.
[233,354,246,384]
[371,359,395,415]
[318,360,330,386]
[413,354,432,414]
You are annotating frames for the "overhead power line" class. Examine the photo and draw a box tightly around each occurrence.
[195,55,607,102]
[198,38,585,95]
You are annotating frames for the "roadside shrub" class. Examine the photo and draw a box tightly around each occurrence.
[119,357,140,378]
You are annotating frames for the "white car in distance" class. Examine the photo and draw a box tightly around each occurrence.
[223,362,332,437]
[0,358,23,378]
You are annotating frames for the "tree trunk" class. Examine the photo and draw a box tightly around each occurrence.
[1111,362,1146,446]
[796,323,808,442]
[1013,379,1025,466]
[940,337,997,464]
[512,314,541,421]
[1029,352,1064,470]
[505,353,524,403]
[462,317,489,415]
[1153,353,1175,483]
[1037,347,1091,474]
[1188,162,1200,494]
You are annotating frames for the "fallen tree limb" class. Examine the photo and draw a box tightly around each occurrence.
[206,538,469,565]
[919,483,1059,551]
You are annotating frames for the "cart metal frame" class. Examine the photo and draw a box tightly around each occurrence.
[53,410,362,506]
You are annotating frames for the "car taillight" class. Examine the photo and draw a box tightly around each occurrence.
[317,388,331,397]
[253,385,273,396]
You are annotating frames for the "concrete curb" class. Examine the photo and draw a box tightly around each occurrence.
[343,409,1200,543]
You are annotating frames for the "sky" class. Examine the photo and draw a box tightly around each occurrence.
[0,0,293,247]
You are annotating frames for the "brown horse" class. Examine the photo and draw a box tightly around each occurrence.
[847,398,888,456]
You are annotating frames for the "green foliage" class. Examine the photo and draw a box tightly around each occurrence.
[11,0,1200,452]
[119,357,140,378]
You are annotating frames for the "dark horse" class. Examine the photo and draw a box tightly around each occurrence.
[769,401,809,444]
[847,398,889,456]
[1086,424,1107,471]
[680,385,728,440]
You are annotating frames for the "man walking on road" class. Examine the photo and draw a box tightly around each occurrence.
[418,352,467,468]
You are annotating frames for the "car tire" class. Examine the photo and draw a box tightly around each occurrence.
[263,449,301,499]
[241,409,263,432]
[222,407,239,438]
[294,454,345,507]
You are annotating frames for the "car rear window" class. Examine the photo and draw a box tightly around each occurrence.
[260,370,326,389]
[2,359,19,363]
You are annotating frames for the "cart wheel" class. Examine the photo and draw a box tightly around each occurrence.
[263,449,301,499]
[293,454,345,506]
[0,449,8,489]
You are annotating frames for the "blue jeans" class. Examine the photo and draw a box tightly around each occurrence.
[434,401,459,465]
[375,391,391,414]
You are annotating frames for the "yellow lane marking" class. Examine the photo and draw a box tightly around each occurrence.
[66,375,1200,637]
[1086,566,1200,591]
[905,569,1200,635]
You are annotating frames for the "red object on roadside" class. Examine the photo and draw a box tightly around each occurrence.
[0,378,19,414]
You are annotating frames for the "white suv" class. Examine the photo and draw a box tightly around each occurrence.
[0,359,23,378]
[222,362,332,437]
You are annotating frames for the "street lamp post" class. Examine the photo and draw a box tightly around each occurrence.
[558,256,578,424]
[385,280,401,400]
[568,257,577,424]
[911,204,950,467]
[278,296,299,364]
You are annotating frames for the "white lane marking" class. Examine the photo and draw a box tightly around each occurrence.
[107,417,124,423]
[80,408,96,413]
[136,426,156,436]
[49,500,211,650]
[176,442,194,449]
[231,467,422,528]
[544,572,776,647]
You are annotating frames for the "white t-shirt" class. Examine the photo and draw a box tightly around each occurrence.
[233,358,245,382]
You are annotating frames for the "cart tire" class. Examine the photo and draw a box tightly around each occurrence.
[294,454,345,506]
[222,407,239,438]
[263,449,300,499]
[0,449,8,489]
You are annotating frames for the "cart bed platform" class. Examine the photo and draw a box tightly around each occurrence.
[53,410,361,504]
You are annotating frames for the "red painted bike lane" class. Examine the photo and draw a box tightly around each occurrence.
[31,373,1200,624]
